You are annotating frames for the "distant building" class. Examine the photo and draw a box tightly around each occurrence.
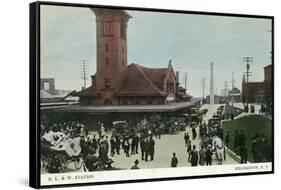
[40,78,78,103]
[242,64,272,104]
[77,8,191,105]
[228,87,241,103]
[206,95,221,104]
[221,89,230,97]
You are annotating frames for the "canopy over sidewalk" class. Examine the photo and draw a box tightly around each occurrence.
[41,98,201,113]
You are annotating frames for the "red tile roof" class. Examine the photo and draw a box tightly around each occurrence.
[116,64,170,96]
[76,75,100,97]
[78,63,177,97]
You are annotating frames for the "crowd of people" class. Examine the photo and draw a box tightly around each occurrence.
[182,119,225,167]
[251,133,271,162]
[41,106,271,173]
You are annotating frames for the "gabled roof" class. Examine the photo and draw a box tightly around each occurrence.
[176,91,193,99]
[116,64,170,96]
[76,75,99,97]
[229,87,240,94]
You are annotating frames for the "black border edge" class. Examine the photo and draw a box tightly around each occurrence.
[29,1,40,189]
[32,1,274,189]
[37,0,273,19]
[271,16,274,174]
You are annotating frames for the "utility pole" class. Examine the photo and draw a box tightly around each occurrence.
[81,59,89,89]
[224,81,228,104]
[231,71,235,106]
[202,78,206,104]
[243,57,253,106]
[210,62,214,105]
[243,57,253,83]
[268,30,272,64]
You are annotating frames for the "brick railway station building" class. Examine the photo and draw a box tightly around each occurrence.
[77,8,191,106]
[242,64,272,104]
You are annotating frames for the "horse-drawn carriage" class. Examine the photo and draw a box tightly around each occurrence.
[41,132,83,173]
[41,146,84,173]
[112,121,131,137]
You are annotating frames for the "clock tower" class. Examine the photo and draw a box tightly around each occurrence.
[91,8,131,105]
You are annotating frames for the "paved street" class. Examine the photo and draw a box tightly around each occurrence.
[41,104,239,174]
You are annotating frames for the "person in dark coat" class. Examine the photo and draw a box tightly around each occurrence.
[99,141,109,163]
[251,134,258,162]
[115,135,121,155]
[240,145,248,164]
[199,145,206,166]
[140,137,146,160]
[206,145,213,166]
[239,130,246,154]
[92,134,98,154]
[132,134,139,154]
[135,135,140,154]
[187,140,192,162]
[234,130,240,154]
[190,145,198,166]
[131,159,140,169]
[171,152,178,167]
[144,138,149,161]
[192,127,197,140]
[184,133,189,146]
[250,105,255,113]
[110,136,115,157]
[48,155,61,173]
[255,135,264,162]
[230,112,234,120]
[148,137,155,161]
[80,136,88,159]
[124,139,130,157]
[105,136,109,155]
[84,152,99,171]
[225,131,230,148]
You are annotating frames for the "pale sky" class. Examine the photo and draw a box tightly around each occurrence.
[40,5,272,97]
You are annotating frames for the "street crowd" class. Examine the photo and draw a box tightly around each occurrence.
[40,107,271,173]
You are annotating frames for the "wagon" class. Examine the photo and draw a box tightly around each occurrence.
[41,142,83,173]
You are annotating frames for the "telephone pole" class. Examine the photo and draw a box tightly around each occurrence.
[243,57,253,83]
[81,59,89,89]
[210,62,214,105]
[224,81,228,103]
[231,71,235,106]
[243,57,253,106]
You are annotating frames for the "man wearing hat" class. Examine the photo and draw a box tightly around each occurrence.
[171,152,178,167]
[206,144,213,166]
[131,159,140,169]
[190,145,199,166]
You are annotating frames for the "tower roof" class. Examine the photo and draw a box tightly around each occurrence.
[90,8,132,20]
